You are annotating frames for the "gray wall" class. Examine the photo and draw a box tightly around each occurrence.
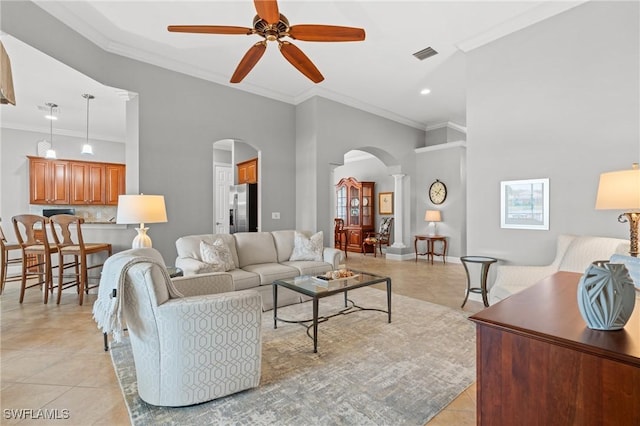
[2,1,297,261]
[415,145,466,258]
[466,1,639,265]
[297,97,424,247]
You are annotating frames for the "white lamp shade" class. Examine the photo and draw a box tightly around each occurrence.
[596,167,640,210]
[81,143,94,155]
[424,210,442,222]
[116,195,168,225]
[45,148,56,159]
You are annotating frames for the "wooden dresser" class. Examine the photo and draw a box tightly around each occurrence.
[470,271,640,425]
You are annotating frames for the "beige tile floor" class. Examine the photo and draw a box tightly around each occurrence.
[0,252,483,425]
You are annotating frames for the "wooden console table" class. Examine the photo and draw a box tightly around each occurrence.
[470,271,640,425]
[414,235,447,264]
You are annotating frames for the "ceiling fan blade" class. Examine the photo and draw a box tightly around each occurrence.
[168,25,253,35]
[288,25,365,42]
[230,41,267,83]
[278,41,324,83]
[254,0,280,25]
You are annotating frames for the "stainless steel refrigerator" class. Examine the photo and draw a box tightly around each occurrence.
[229,183,258,233]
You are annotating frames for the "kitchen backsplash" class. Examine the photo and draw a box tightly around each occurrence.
[29,205,118,223]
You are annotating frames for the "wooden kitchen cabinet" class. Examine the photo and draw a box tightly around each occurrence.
[105,164,126,205]
[335,177,375,253]
[237,157,258,184]
[29,157,70,205]
[28,156,125,206]
[70,161,105,205]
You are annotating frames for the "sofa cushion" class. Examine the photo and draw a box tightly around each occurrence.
[234,232,278,268]
[176,234,239,268]
[559,236,629,273]
[282,260,333,277]
[271,230,296,263]
[227,268,261,291]
[290,231,323,261]
[242,263,299,285]
[200,239,235,272]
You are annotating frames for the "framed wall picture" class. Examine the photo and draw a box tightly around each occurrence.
[379,192,393,215]
[500,178,549,230]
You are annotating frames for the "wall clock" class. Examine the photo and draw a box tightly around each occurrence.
[429,179,447,205]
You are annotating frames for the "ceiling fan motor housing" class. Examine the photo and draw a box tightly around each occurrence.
[253,14,290,41]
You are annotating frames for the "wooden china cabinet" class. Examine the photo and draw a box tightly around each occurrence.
[335,177,375,253]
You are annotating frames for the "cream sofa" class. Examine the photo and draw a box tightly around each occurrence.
[488,234,629,305]
[175,230,344,310]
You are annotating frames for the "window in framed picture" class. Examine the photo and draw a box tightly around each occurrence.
[500,178,549,230]
[379,192,393,215]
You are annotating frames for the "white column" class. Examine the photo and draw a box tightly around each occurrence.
[391,173,406,248]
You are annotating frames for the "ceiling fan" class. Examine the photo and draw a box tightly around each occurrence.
[168,0,365,84]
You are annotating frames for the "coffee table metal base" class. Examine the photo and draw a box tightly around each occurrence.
[273,275,391,353]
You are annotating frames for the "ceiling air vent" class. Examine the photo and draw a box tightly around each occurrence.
[413,46,438,61]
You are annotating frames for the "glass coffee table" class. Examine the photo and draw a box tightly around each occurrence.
[272,271,391,353]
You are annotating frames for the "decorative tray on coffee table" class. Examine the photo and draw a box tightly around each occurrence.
[311,271,359,286]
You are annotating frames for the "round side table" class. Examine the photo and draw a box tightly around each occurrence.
[460,256,497,308]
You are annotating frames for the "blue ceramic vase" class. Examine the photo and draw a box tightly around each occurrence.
[577,261,636,331]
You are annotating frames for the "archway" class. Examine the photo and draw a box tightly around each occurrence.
[332,147,406,256]
[212,139,261,233]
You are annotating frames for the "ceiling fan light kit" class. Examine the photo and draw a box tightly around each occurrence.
[168,0,365,84]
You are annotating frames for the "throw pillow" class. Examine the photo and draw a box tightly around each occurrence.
[290,231,323,262]
[200,239,235,272]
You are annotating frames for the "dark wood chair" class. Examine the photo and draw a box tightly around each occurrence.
[0,218,22,294]
[12,214,59,304]
[49,214,112,305]
[334,218,348,259]
[364,217,394,257]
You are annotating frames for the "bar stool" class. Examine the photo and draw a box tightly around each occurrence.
[460,256,498,308]
[12,214,59,304]
[49,214,112,305]
[0,218,22,294]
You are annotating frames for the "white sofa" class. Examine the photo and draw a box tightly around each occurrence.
[175,230,344,310]
[488,234,629,305]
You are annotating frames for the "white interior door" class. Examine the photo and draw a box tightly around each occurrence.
[215,164,232,234]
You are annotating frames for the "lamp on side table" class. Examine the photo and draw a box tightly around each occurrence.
[116,194,168,249]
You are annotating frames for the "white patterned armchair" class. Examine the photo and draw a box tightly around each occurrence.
[488,234,629,305]
[111,248,262,407]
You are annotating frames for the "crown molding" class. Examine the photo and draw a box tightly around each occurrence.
[426,121,467,134]
[456,0,589,52]
[1,122,125,144]
[415,140,466,154]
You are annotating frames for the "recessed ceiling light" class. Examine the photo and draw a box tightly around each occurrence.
[420,88,431,95]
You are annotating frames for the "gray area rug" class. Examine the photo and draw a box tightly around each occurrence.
[110,287,476,425]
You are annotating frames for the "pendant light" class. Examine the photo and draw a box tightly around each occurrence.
[44,102,57,159]
[81,93,94,155]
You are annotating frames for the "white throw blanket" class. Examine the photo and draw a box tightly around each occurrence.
[92,254,183,342]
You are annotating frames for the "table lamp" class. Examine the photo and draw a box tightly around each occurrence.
[116,194,168,248]
[595,163,640,257]
[424,210,441,236]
